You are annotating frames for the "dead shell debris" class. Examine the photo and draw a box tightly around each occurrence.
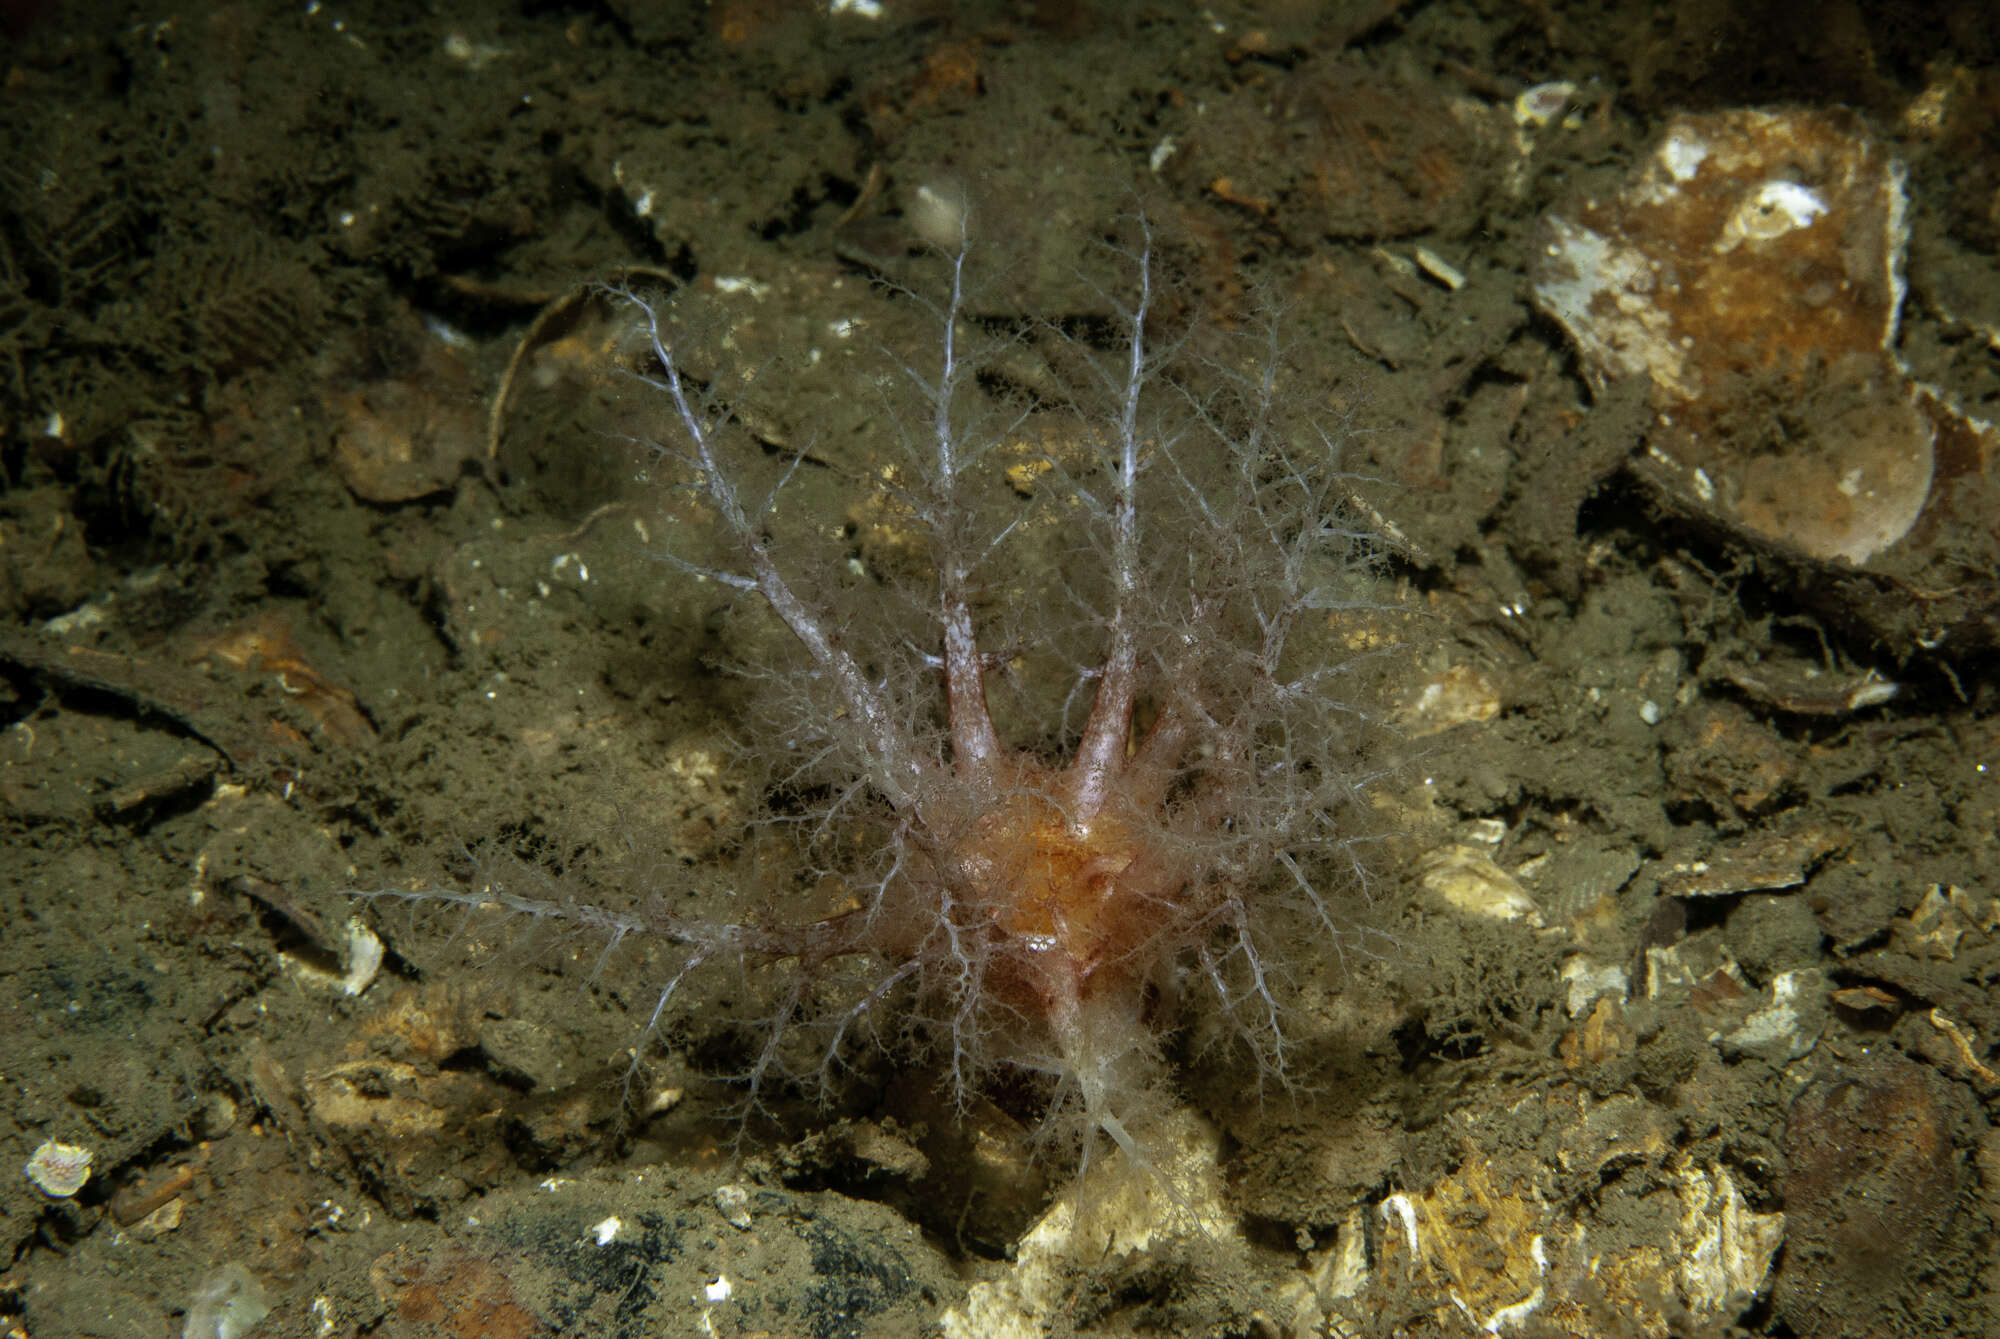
[1289,1088,1784,1338]
[1533,107,2000,652]
[24,1138,93,1198]
[1534,107,1919,565]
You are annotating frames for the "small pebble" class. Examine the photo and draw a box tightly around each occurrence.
[714,1183,753,1230]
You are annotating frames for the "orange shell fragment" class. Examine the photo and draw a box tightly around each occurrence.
[1533,108,1933,565]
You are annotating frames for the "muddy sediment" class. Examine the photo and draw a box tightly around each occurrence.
[3,4,1999,1336]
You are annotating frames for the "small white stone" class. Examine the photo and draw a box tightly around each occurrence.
[714,1184,753,1230]
[1560,959,1632,1016]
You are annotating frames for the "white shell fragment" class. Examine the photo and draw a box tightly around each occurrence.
[1722,969,1827,1063]
[281,915,385,996]
[1676,1165,1786,1320]
[341,917,385,996]
[1559,958,1631,1017]
[25,1139,93,1197]
[1514,81,1576,129]
[1419,846,1543,925]
[1412,245,1466,291]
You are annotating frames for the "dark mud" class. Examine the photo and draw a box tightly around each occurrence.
[4,3,1999,1337]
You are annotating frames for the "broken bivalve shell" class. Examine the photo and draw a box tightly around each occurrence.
[1534,108,1924,566]
[1534,106,2000,653]
[1419,845,1543,925]
[1360,1088,1781,1337]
